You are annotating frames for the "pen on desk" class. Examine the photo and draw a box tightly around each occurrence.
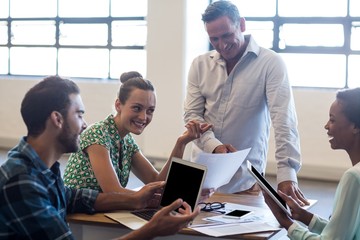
[189,222,229,228]
[222,215,242,219]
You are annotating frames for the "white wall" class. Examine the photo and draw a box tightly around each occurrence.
[0,0,349,181]
[268,90,350,181]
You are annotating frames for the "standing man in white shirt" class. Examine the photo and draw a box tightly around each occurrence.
[184,0,308,205]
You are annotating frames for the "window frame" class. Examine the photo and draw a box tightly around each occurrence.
[0,2,146,80]
[208,0,360,88]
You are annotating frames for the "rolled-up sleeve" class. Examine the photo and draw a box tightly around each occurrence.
[65,186,99,214]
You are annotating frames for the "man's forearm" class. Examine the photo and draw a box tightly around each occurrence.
[94,192,140,211]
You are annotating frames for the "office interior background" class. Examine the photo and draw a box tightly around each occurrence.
[1,0,360,182]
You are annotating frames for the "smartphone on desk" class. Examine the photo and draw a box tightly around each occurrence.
[223,209,253,219]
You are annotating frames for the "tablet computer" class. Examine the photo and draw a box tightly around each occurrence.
[247,160,291,215]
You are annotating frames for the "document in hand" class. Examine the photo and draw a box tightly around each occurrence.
[193,148,251,189]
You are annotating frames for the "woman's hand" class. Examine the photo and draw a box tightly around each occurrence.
[262,190,294,229]
[263,190,314,229]
[277,190,313,226]
[179,120,212,144]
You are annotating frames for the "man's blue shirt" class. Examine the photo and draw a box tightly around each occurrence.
[0,137,99,240]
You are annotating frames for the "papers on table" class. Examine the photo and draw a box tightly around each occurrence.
[105,201,300,238]
[303,199,318,211]
[191,222,280,237]
[190,202,280,237]
[190,200,318,237]
[193,148,251,189]
[202,202,266,224]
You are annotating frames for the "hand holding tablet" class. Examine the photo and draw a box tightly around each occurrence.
[246,160,291,215]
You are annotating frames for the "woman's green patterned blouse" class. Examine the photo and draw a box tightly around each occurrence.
[63,114,139,191]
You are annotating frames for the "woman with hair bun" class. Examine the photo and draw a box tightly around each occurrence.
[64,71,212,193]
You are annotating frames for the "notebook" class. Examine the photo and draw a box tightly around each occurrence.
[105,157,207,229]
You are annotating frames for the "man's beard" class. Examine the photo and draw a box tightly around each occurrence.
[58,122,79,154]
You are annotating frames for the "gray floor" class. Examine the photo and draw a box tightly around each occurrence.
[0,148,337,220]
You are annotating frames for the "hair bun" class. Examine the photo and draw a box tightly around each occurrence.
[120,71,143,83]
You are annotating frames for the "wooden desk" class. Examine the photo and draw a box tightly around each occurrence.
[67,193,286,240]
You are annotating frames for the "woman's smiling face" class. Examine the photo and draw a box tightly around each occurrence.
[325,99,355,151]
[116,88,156,137]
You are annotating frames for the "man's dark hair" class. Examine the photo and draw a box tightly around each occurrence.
[201,0,241,25]
[21,75,80,137]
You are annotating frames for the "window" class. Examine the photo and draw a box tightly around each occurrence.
[0,0,147,79]
[218,0,360,88]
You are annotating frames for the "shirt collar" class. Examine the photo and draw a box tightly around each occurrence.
[19,136,61,178]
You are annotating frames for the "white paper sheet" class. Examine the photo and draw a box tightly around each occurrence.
[191,222,280,237]
[193,148,251,189]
